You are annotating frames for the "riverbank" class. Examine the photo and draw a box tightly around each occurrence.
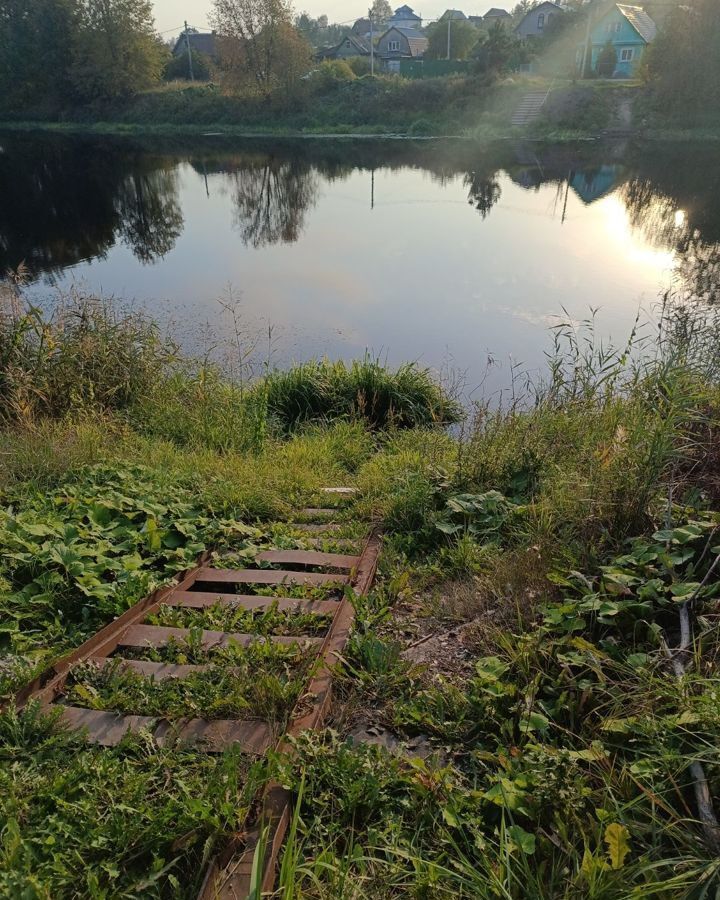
[2,288,720,896]
[3,77,718,142]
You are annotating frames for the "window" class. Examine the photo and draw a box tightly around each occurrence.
[606,22,621,33]
[620,47,634,61]
[537,13,545,28]
[388,39,400,51]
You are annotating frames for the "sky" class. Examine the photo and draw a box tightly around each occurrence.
[151,0,497,35]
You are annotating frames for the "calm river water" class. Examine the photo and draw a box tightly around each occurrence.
[2,132,718,394]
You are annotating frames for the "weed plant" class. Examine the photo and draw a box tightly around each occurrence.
[64,658,308,723]
[0,704,266,898]
[147,601,333,637]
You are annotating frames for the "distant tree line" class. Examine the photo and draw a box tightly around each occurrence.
[0,0,165,110]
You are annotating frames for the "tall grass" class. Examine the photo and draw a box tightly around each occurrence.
[0,283,172,424]
[262,358,463,433]
[0,288,460,450]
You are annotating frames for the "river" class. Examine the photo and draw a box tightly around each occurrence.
[2,132,718,395]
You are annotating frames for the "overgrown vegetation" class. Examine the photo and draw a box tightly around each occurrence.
[3,285,720,896]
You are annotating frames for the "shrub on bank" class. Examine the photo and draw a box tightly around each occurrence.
[262,358,462,432]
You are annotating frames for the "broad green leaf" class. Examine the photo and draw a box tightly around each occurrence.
[604,823,630,869]
[507,825,536,855]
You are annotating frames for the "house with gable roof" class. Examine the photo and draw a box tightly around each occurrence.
[483,7,512,26]
[514,1,563,38]
[582,3,657,77]
[376,22,429,73]
[387,5,423,30]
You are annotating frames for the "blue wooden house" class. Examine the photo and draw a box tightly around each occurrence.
[582,4,657,78]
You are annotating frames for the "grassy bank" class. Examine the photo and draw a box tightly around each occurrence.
[2,78,719,142]
[3,287,720,896]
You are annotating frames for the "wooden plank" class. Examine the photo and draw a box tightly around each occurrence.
[154,718,272,754]
[296,508,337,518]
[254,550,359,570]
[57,705,272,754]
[194,567,348,587]
[58,707,158,746]
[118,624,323,651]
[321,487,357,495]
[169,592,340,616]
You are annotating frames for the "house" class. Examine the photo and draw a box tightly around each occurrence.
[387,5,423,30]
[483,7,512,25]
[376,25,429,73]
[440,9,468,20]
[172,32,218,59]
[581,4,657,77]
[318,34,371,60]
[352,17,372,35]
[515,2,563,38]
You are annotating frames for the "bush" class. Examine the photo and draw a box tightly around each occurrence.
[261,358,463,432]
[596,42,617,78]
[347,56,371,77]
[163,50,213,82]
[306,59,357,94]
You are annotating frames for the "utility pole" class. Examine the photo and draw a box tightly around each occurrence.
[184,20,195,82]
[580,1,594,79]
[369,9,374,76]
[447,13,452,60]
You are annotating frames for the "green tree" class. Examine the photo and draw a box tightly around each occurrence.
[0,0,80,110]
[163,50,213,82]
[646,0,720,117]
[426,18,479,60]
[596,41,617,77]
[370,0,392,26]
[212,0,312,98]
[72,0,165,101]
[475,20,524,73]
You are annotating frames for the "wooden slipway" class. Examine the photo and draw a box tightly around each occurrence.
[12,489,381,900]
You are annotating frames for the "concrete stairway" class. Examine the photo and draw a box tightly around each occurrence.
[511,91,549,126]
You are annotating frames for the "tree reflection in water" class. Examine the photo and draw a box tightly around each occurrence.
[116,171,184,265]
[229,157,319,249]
[0,133,718,311]
[619,169,720,305]
[0,134,183,278]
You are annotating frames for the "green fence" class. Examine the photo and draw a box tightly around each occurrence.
[399,59,472,79]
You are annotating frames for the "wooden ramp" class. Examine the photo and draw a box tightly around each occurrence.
[12,488,381,900]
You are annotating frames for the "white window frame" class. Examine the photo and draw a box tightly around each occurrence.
[537,13,545,28]
[388,39,401,51]
[620,47,634,62]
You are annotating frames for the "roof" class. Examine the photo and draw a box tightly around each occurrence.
[615,4,657,43]
[484,7,511,17]
[514,1,563,29]
[341,34,371,53]
[442,9,468,19]
[172,32,217,57]
[391,5,422,19]
[380,25,429,55]
[352,17,371,33]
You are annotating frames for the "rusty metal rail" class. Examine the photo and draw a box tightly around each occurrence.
[11,491,381,900]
